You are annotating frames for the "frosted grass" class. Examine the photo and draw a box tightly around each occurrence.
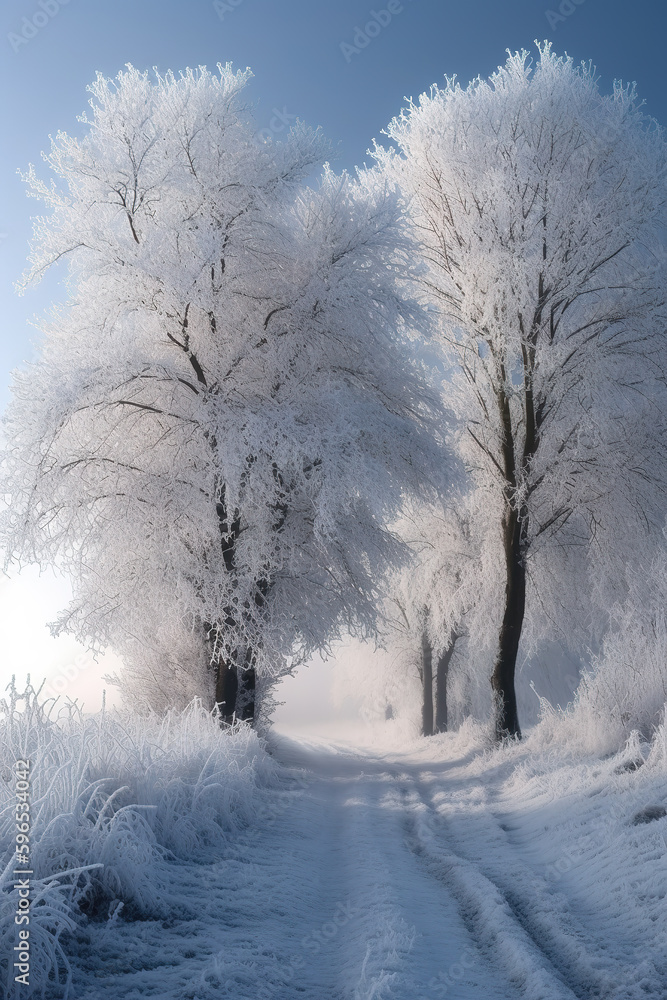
[0,681,276,997]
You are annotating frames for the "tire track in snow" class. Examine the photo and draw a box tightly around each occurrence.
[400,781,580,1000]
[269,735,518,999]
[402,767,664,1000]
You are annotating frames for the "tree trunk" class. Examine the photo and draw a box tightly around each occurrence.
[235,649,256,722]
[214,657,238,724]
[491,505,525,740]
[210,469,281,730]
[421,630,434,737]
[214,653,256,725]
[435,630,458,734]
[215,650,256,726]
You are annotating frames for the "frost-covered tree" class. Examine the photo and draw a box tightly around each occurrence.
[0,65,443,723]
[385,488,502,735]
[376,44,667,738]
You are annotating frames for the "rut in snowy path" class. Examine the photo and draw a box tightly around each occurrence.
[65,734,666,1000]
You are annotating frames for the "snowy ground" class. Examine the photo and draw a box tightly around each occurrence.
[62,726,667,1000]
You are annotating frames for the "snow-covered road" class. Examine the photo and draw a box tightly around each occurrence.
[68,733,666,1000]
[257,734,518,1000]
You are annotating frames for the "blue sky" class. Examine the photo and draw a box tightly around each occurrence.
[0,0,664,710]
[0,0,665,412]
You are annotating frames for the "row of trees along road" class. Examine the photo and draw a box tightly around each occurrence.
[2,47,666,738]
[0,65,444,724]
[375,44,667,738]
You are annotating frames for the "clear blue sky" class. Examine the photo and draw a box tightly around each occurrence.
[0,0,665,411]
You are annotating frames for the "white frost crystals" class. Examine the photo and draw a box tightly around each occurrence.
[0,681,276,998]
[0,63,447,717]
[373,43,667,738]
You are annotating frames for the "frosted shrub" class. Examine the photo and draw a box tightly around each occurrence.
[646,716,667,771]
[533,559,667,755]
[571,614,667,752]
[0,681,275,996]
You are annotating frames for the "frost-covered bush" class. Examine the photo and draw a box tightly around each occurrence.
[533,559,667,754]
[102,616,213,717]
[572,617,667,751]
[0,681,275,997]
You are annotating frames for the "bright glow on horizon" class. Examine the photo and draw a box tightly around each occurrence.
[0,566,346,725]
[272,651,364,738]
[0,565,122,712]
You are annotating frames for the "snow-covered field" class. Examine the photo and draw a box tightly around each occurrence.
[3,688,666,999]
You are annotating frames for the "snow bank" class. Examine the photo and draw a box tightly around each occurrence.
[0,681,276,997]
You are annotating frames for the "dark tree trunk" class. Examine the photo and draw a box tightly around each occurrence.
[235,649,256,722]
[434,631,458,734]
[207,481,260,727]
[421,630,434,737]
[207,462,285,729]
[491,505,525,740]
[214,658,238,724]
[214,652,256,725]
